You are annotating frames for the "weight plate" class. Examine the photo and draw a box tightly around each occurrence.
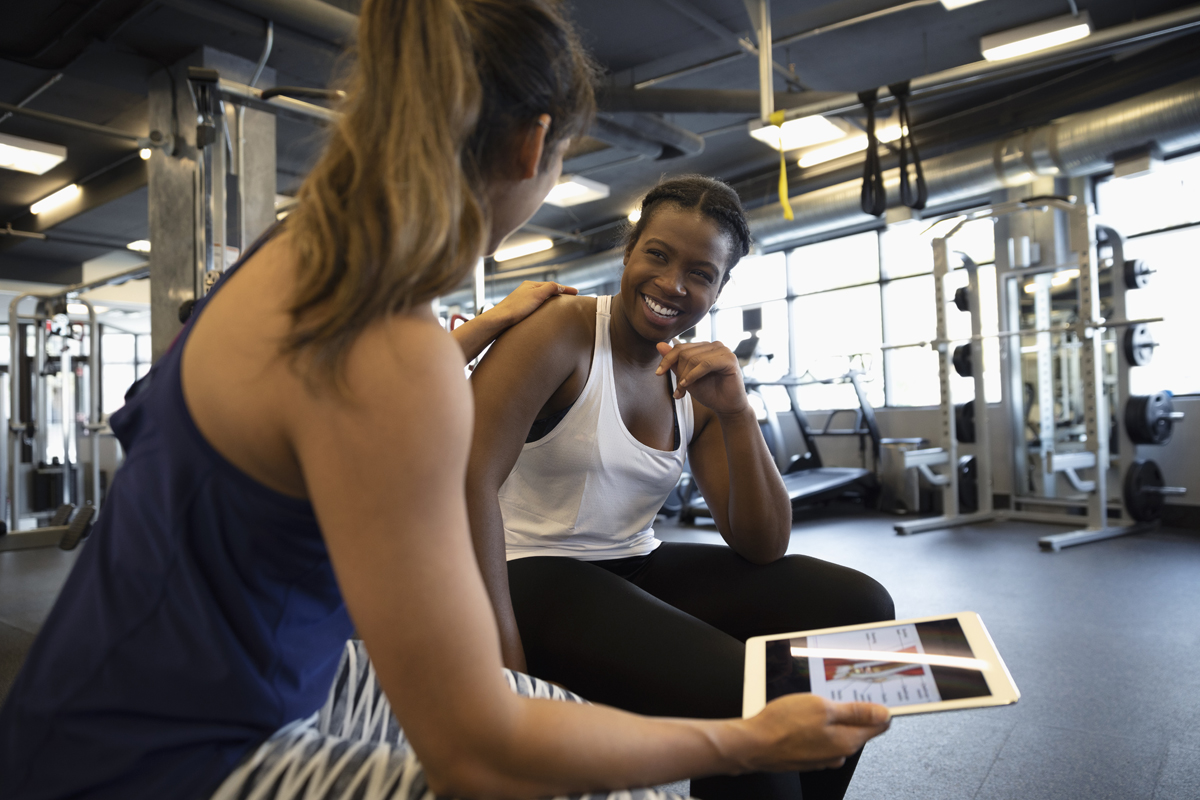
[955,400,976,444]
[1123,258,1151,290]
[1122,324,1155,367]
[1125,392,1175,445]
[958,455,978,513]
[1124,459,1164,522]
[953,286,970,313]
[952,344,973,378]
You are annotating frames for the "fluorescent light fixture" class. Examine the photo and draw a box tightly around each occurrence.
[494,237,553,263]
[127,239,151,253]
[0,132,67,175]
[544,175,609,207]
[30,183,80,215]
[139,148,152,160]
[749,114,844,152]
[941,0,987,9]
[797,125,907,168]
[628,208,642,223]
[981,12,1091,61]
[67,303,90,315]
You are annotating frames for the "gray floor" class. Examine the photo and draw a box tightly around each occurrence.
[657,511,1200,800]
[2,511,1198,799]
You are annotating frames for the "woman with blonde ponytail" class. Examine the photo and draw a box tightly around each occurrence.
[0,2,889,799]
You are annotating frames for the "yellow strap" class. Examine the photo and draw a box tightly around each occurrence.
[769,110,794,221]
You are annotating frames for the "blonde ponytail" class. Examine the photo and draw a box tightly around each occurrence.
[284,0,594,385]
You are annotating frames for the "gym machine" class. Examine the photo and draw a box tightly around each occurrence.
[0,266,146,552]
[883,197,1184,551]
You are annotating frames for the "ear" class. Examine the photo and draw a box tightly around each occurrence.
[516,114,552,181]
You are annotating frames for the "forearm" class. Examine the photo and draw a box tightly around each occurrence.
[452,310,515,363]
[717,406,792,562]
[431,696,753,798]
[465,482,526,670]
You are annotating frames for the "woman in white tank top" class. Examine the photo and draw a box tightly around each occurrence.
[467,176,894,800]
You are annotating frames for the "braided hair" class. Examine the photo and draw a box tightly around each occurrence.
[624,174,751,287]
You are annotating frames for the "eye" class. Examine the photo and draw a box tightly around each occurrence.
[691,269,715,283]
[645,248,667,261]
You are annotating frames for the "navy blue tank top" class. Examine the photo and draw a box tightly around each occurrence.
[0,231,353,800]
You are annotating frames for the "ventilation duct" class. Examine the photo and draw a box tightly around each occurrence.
[450,76,1200,307]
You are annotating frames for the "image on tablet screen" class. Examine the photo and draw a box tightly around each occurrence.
[765,618,991,708]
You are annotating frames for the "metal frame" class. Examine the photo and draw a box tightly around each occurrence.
[888,198,1165,548]
[1,266,144,547]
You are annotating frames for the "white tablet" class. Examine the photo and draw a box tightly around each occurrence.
[743,612,1019,718]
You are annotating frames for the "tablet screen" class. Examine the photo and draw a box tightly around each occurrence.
[765,618,993,709]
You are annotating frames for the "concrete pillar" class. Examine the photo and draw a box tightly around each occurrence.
[147,48,276,361]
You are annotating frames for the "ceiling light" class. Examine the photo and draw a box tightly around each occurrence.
[30,183,81,215]
[545,175,609,207]
[67,303,90,316]
[981,12,1091,61]
[797,125,907,168]
[0,132,67,176]
[126,239,151,253]
[749,114,845,152]
[628,208,641,223]
[1051,268,1080,287]
[139,148,152,160]
[494,237,553,263]
[940,0,987,9]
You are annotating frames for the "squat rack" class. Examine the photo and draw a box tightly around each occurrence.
[884,196,1184,550]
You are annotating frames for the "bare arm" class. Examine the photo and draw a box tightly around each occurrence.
[657,341,792,563]
[289,313,888,798]
[463,297,592,672]
[451,280,577,362]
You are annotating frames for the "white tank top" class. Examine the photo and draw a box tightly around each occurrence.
[500,295,694,561]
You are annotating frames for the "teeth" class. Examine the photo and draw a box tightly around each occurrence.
[643,294,680,317]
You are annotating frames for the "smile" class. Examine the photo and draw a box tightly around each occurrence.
[642,293,681,318]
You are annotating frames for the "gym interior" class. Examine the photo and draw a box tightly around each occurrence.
[1,0,1198,798]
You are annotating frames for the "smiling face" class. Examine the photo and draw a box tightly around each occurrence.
[619,204,733,342]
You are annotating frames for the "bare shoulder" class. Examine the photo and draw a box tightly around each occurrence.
[476,293,595,370]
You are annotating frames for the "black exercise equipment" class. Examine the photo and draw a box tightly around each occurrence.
[958,455,978,513]
[955,400,976,444]
[1122,460,1185,523]
[953,286,970,313]
[680,373,886,523]
[1124,392,1180,445]
[58,504,95,551]
[1123,258,1152,290]
[1122,324,1155,367]
[952,344,973,378]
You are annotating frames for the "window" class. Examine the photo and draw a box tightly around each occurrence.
[1096,152,1200,396]
[789,230,879,293]
[101,330,151,415]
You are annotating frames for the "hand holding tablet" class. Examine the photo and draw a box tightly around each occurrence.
[743,612,1019,718]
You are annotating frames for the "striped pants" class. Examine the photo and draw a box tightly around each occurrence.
[211,640,693,800]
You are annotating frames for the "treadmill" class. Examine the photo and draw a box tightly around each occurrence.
[679,371,914,523]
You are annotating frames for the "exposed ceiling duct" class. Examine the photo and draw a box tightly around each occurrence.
[445,76,1200,308]
[215,0,356,43]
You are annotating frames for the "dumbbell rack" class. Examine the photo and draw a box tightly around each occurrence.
[890,198,1182,549]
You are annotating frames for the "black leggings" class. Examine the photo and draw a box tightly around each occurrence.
[508,542,894,800]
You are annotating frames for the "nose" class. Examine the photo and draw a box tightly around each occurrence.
[654,265,686,296]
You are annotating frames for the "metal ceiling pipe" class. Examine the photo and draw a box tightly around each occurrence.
[589,116,663,159]
[591,113,705,159]
[442,75,1200,307]
[771,3,1200,124]
[215,0,356,43]
[751,75,1200,249]
[598,87,842,115]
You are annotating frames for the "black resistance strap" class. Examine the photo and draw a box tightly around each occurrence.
[888,80,927,211]
[858,88,886,217]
